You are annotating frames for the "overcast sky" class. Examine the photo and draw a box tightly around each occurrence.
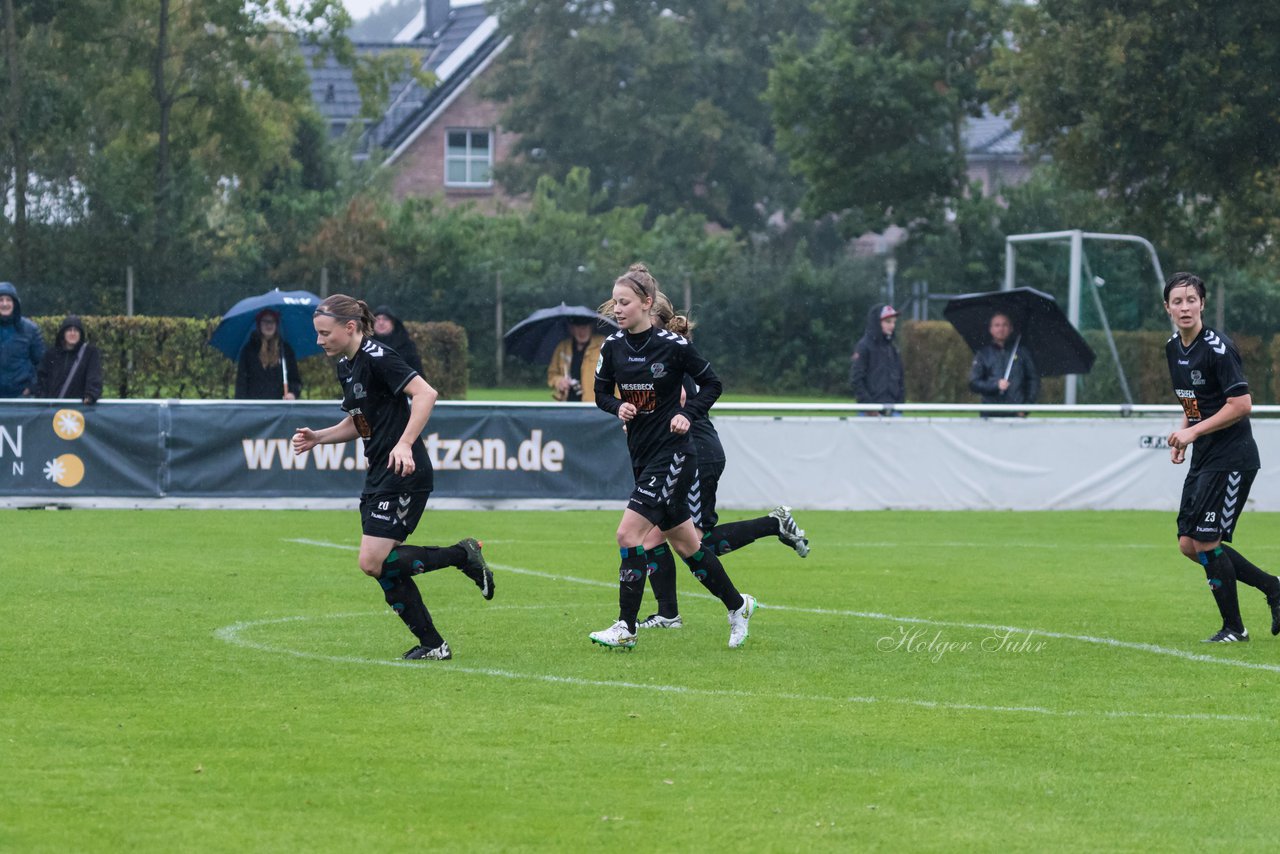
[342,0,395,20]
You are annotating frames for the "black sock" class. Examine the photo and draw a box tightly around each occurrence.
[1220,545,1280,598]
[682,547,744,611]
[1199,547,1245,634]
[702,516,779,556]
[387,544,466,576]
[644,544,680,618]
[617,546,649,632]
[377,565,445,648]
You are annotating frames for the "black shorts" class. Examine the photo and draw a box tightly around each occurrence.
[690,457,725,531]
[360,491,430,541]
[627,448,696,531]
[1177,469,1255,543]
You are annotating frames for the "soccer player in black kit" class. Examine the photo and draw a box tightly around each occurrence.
[636,293,809,630]
[589,264,756,650]
[1163,272,1280,643]
[292,294,494,660]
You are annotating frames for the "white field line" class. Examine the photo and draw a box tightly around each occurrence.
[209,539,1280,722]
[285,538,1280,676]
[213,613,1257,723]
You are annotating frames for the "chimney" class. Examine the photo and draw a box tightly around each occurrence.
[425,0,450,37]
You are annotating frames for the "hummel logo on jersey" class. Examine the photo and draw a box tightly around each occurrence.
[628,356,647,363]
[1204,330,1227,355]
[655,329,688,345]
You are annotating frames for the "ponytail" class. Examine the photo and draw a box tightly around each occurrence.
[315,294,375,335]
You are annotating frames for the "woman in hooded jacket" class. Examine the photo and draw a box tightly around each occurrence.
[36,315,103,404]
[372,306,424,376]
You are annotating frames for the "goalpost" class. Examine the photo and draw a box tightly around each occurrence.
[1003,230,1168,405]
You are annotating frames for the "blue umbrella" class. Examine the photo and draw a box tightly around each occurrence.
[503,302,618,364]
[209,288,325,361]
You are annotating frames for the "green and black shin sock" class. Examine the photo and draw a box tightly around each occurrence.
[1220,545,1280,599]
[387,544,466,576]
[377,563,445,648]
[617,546,651,632]
[701,516,779,556]
[644,544,680,618]
[682,548,744,612]
[1199,547,1245,634]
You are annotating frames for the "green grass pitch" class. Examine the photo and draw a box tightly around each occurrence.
[5,508,1280,851]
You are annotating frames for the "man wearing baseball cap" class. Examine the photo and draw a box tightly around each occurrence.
[849,303,905,409]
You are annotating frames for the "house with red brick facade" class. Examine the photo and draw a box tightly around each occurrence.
[306,0,520,209]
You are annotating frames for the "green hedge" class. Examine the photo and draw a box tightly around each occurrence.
[31,314,1272,405]
[897,322,1275,405]
[30,316,468,400]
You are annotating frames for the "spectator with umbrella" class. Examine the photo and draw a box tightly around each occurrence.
[209,288,322,400]
[547,316,606,402]
[236,309,301,400]
[968,311,1039,415]
[944,287,1095,415]
[503,303,616,403]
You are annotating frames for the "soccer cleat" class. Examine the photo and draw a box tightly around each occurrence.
[1202,627,1249,643]
[638,613,683,630]
[458,538,494,600]
[589,620,637,650]
[727,593,756,649]
[403,641,452,660]
[1269,592,1280,637]
[769,505,809,558]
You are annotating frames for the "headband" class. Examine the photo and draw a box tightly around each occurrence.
[314,309,362,321]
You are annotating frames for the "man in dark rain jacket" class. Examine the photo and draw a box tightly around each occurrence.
[968,311,1039,412]
[0,281,45,398]
[850,303,905,407]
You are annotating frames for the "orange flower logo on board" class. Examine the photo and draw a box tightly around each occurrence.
[43,454,85,487]
[53,409,86,440]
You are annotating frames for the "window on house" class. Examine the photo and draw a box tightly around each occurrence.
[445,129,493,187]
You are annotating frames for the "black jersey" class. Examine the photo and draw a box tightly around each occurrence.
[684,375,725,464]
[337,337,434,494]
[1165,326,1259,472]
[594,327,722,465]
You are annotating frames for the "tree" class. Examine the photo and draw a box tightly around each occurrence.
[486,0,815,231]
[0,0,102,284]
[767,0,1006,231]
[994,0,1280,265]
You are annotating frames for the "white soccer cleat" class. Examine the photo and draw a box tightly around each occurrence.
[769,505,809,558]
[638,613,683,629]
[589,620,637,650]
[727,594,756,649]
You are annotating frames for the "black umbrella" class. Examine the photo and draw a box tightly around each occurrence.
[503,303,618,364]
[943,287,1096,377]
